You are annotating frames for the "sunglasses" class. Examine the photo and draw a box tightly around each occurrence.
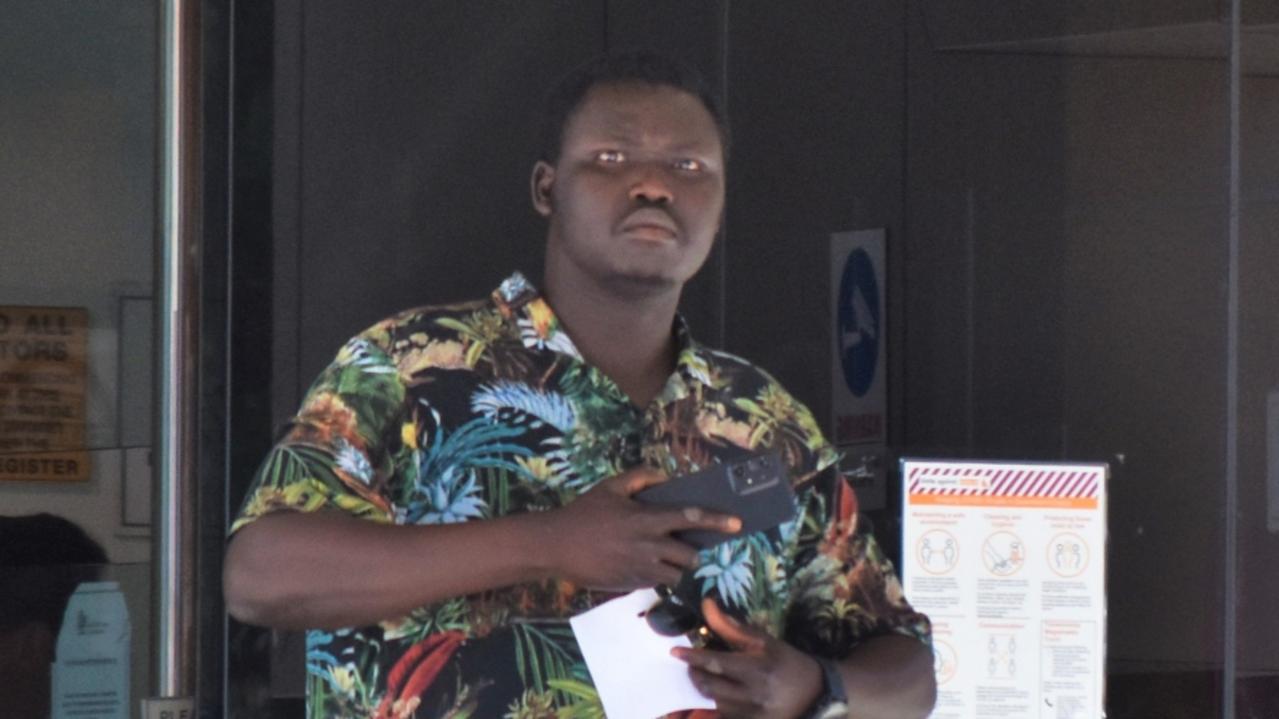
[643,585,725,649]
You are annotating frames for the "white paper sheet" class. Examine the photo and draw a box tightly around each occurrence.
[569,588,716,719]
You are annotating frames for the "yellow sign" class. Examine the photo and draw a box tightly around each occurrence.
[0,306,90,481]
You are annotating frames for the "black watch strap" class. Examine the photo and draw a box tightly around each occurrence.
[801,656,850,719]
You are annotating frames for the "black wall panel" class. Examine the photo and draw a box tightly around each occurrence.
[275,2,738,414]
[289,3,605,397]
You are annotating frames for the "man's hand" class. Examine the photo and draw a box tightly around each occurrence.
[542,468,742,590]
[672,598,825,719]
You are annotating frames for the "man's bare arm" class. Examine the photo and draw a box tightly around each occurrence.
[223,468,741,630]
[225,510,546,629]
[837,633,936,719]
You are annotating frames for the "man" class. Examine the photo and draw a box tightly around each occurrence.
[225,51,934,719]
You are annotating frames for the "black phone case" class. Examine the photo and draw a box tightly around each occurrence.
[635,452,797,548]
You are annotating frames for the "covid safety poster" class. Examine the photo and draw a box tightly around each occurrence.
[901,459,1108,719]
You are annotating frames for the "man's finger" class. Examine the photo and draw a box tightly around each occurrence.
[677,652,765,711]
[667,506,742,535]
[676,646,753,679]
[701,598,766,652]
[688,666,757,705]
[650,562,686,588]
[682,506,743,535]
[654,538,701,570]
[616,467,669,495]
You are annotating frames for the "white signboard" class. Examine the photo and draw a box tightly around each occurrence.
[901,459,1108,719]
[830,230,886,445]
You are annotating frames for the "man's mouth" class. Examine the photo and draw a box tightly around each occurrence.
[619,209,678,241]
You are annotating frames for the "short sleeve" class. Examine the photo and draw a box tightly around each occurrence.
[783,448,932,658]
[230,334,407,534]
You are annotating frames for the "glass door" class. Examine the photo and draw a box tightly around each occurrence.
[0,2,160,717]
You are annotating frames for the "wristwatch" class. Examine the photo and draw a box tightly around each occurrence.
[801,656,850,719]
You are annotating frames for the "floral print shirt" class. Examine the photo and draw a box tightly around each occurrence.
[232,272,930,719]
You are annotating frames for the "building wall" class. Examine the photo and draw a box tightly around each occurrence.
[258,3,1279,678]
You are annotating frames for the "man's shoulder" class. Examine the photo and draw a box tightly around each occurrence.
[333,296,513,379]
[355,297,498,347]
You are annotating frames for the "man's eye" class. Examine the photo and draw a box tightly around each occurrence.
[673,158,704,172]
[595,150,626,163]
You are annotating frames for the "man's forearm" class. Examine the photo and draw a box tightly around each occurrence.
[223,469,738,631]
[836,633,937,719]
[223,510,556,630]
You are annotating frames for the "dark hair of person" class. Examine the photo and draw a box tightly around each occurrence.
[539,49,731,164]
[0,513,108,633]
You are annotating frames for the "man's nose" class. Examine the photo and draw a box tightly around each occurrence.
[628,166,674,204]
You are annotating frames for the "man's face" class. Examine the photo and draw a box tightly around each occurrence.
[533,82,725,296]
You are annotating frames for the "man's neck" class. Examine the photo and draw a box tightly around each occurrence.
[543,274,681,408]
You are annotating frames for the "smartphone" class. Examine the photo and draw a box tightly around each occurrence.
[635,451,797,549]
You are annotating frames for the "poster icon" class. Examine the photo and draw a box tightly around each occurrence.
[1047,532,1089,578]
[982,531,1025,576]
[933,638,958,685]
[987,633,1018,679]
[917,529,959,574]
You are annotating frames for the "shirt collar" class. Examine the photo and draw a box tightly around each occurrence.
[489,271,713,391]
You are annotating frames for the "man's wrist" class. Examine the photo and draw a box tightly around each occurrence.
[800,656,850,719]
[504,510,561,581]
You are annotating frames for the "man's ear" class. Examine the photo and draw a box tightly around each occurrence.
[530,160,555,217]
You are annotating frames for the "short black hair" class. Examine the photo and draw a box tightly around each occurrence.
[0,513,107,633]
[539,49,730,164]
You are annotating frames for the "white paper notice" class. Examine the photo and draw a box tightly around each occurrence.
[569,588,716,719]
[52,581,130,719]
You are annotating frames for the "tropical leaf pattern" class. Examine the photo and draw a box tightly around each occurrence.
[232,272,930,718]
